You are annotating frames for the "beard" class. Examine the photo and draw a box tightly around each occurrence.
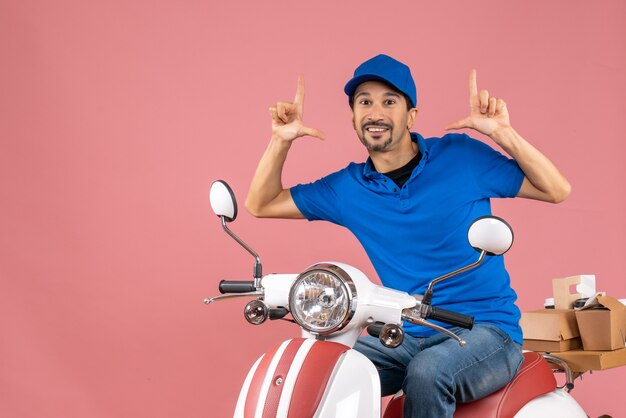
[357,121,394,152]
[362,136,393,152]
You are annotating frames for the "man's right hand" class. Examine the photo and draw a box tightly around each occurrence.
[246,76,322,219]
[269,75,325,142]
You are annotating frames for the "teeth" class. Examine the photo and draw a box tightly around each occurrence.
[367,127,387,132]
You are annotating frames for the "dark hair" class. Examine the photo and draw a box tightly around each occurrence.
[349,81,414,111]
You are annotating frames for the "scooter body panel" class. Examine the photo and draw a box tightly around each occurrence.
[234,356,263,417]
[234,339,379,418]
[235,339,314,418]
[514,388,587,418]
[313,349,381,418]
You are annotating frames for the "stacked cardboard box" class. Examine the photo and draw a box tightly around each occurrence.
[575,295,626,350]
[551,349,626,372]
[520,277,626,372]
[520,309,581,352]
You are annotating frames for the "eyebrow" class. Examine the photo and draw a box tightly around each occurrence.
[354,91,402,100]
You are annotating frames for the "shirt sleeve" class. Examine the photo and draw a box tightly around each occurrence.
[462,134,525,198]
[290,171,344,225]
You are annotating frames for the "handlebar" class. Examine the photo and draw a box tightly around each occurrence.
[219,280,256,294]
[426,307,474,330]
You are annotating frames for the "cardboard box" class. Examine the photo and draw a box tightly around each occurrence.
[552,274,596,309]
[552,275,595,309]
[575,295,626,350]
[551,348,626,372]
[522,338,581,352]
[520,309,581,352]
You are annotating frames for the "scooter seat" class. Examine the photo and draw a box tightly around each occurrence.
[383,351,557,418]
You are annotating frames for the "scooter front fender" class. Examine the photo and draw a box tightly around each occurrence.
[234,338,380,418]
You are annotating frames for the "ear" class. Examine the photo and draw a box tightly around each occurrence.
[352,114,357,130]
[407,108,418,129]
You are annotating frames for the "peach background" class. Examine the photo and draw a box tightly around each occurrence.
[1,1,624,417]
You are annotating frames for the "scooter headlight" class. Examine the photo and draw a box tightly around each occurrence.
[289,263,357,334]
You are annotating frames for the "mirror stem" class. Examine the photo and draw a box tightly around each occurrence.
[221,217,263,286]
[422,250,486,307]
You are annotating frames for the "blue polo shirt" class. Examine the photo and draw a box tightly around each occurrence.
[290,132,525,344]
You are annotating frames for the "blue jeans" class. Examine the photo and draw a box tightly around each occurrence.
[353,324,523,418]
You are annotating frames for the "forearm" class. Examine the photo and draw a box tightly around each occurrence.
[490,127,571,203]
[245,136,293,216]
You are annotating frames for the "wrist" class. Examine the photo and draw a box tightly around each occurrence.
[269,135,294,156]
[271,134,293,147]
[489,125,516,144]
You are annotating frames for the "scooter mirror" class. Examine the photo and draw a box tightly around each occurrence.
[467,216,513,256]
[209,180,238,222]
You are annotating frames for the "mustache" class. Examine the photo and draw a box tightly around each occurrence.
[361,121,392,130]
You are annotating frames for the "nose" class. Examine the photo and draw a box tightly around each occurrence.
[366,103,385,122]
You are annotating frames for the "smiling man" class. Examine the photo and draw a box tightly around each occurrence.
[245,54,570,418]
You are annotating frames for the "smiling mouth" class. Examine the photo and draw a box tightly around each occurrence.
[363,124,391,135]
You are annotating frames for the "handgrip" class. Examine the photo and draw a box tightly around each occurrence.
[218,280,256,294]
[428,307,474,330]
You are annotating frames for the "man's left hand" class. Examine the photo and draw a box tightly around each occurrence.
[445,70,511,139]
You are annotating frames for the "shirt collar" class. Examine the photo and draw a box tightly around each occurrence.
[363,132,429,179]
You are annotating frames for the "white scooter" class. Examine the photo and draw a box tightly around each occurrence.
[206,180,587,418]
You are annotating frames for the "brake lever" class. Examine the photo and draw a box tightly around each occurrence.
[203,291,264,304]
[402,313,466,347]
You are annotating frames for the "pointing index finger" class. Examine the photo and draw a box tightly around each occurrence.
[469,69,478,106]
[294,75,305,106]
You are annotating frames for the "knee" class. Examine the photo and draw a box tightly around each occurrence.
[402,359,456,416]
[403,359,453,396]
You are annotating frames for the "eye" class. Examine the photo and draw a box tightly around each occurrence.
[384,99,396,106]
[358,99,371,106]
